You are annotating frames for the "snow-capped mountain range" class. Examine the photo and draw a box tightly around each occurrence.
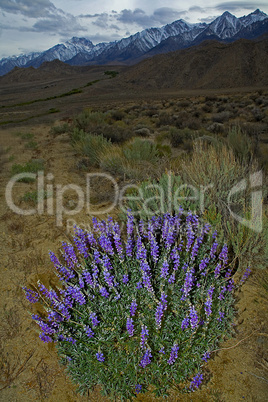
[0,9,267,76]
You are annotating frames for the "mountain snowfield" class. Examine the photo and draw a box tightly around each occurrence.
[0,9,267,76]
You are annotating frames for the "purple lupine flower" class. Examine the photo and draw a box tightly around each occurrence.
[227,279,234,292]
[181,316,189,330]
[66,285,86,305]
[140,325,149,348]
[58,334,76,344]
[85,326,94,338]
[99,287,109,298]
[217,311,225,321]
[79,276,84,289]
[170,244,182,271]
[136,281,143,289]
[135,384,142,394]
[186,226,195,252]
[167,344,179,365]
[189,305,199,330]
[240,267,251,284]
[126,318,134,337]
[181,267,195,300]
[61,242,79,269]
[168,272,175,284]
[102,255,113,270]
[103,269,114,288]
[127,210,134,236]
[199,257,209,274]
[149,234,159,263]
[73,235,88,259]
[130,299,138,317]
[202,223,211,235]
[214,262,222,278]
[96,352,105,362]
[225,267,233,278]
[160,260,169,279]
[49,251,75,281]
[83,270,94,287]
[204,286,214,317]
[23,287,40,303]
[90,312,100,327]
[219,244,228,266]
[113,222,124,259]
[32,315,56,335]
[138,219,145,237]
[99,232,114,255]
[159,347,165,354]
[155,293,167,329]
[93,249,101,265]
[191,236,203,261]
[210,240,218,259]
[86,231,97,247]
[190,373,203,390]
[122,274,129,284]
[139,349,152,368]
[202,351,211,362]
[218,285,227,301]
[136,236,147,260]
[212,229,217,239]
[39,333,53,343]
[155,303,165,329]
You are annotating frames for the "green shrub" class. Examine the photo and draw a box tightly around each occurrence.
[120,172,198,221]
[11,160,44,182]
[226,126,253,162]
[123,138,159,164]
[73,133,112,167]
[50,123,69,136]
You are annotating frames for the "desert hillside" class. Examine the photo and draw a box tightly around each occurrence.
[121,38,268,90]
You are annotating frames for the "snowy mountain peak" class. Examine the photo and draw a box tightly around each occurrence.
[0,9,267,75]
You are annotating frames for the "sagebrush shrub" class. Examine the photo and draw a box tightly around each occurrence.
[24,211,239,400]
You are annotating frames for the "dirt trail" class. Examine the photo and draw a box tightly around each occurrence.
[0,125,267,401]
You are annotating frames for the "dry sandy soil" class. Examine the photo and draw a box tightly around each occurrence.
[0,71,267,401]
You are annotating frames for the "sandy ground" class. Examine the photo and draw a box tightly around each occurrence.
[0,124,267,401]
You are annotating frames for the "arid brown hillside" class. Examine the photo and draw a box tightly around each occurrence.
[121,38,268,90]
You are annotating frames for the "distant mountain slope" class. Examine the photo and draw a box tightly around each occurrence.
[0,9,267,76]
[121,37,268,90]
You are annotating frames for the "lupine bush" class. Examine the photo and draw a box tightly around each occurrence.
[24,210,238,400]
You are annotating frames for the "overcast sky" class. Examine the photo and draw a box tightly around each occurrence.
[0,1,267,58]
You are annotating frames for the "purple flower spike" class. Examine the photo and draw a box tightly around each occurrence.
[202,351,211,362]
[135,384,142,394]
[122,274,129,284]
[219,244,228,266]
[140,325,149,348]
[126,317,134,337]
[190,373,203,390]
[167,344,179,365]
[181,316,189,330]
[189,305,199,330]
[99,287,109,298]
[240,267,251,284]
[160,260,169,279]
[130,299,138,317]
[204,286,214,317]
[139,349,152,368]
[23,287,39,303]
[85,326,94,338]
[96,352,105,362]
[90,312,100,327]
